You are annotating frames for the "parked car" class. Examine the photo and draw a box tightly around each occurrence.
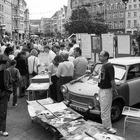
[61,57,140,122]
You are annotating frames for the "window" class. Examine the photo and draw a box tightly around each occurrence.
[114,21,118,29]
[114,12,118,18]
[134,12,137,17]
[120,21,124,28]
[134,4,137,8]
[128,20,131,28]
[120,11,124,18]
[129,5,132,9]
[134,20,137,27]
[127,64,140,80]
[128,12,131,17]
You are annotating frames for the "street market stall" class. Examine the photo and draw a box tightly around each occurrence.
[27,98,125,140]
[26,74,49,100]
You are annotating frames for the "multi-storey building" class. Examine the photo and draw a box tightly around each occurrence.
[125,0,140,34]
[66,0,126,34]
[4,0,12,35]
[105,0,126,33]
[0,0,12,37]
[58,6,67,35]
[40,18,52,36]
[12,0,20,39]
[12,0,29,40]
[51,11,60,35]
[24,8,30,38]
[0,0,5,39]
[30,19,41,35]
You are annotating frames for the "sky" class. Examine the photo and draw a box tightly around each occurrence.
[25,0,68,19]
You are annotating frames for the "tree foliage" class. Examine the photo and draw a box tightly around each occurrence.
[64,7,108,35]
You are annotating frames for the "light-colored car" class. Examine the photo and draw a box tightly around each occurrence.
[61,57,140,122]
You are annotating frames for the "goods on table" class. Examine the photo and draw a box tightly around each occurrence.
[27,98,124,140]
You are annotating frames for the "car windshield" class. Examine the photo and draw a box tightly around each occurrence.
[92,63,126,80]
[113,64,126,80]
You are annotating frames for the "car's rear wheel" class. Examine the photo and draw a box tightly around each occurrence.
[111,101,123,122]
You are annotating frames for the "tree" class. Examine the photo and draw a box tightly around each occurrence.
[64,7,108,35]
[64,7,93,35]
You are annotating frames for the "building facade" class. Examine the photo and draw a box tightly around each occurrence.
[105,0,126,33]
[66,0,126,34]
[125,0,140,34]
[4,0,12,35]
[0,0,5,39]
[40,18,52,36]
[24,8,30,38]
[12,0,29,40]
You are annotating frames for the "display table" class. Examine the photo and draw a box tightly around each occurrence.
[27,98,125,140]
[26,74,50,101]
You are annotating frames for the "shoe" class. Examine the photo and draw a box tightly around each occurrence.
[0,131,8,136]
[107,128,117,134]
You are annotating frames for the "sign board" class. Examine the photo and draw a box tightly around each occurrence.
[117,35,130,54]
[78,33,92,59]
[91,35,101,52]
[101,33,114,57]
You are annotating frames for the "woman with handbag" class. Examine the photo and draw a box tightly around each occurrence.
[28,49,40,84]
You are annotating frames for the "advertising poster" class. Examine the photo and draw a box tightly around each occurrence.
[92,36,101,51]
[117,35,130,54]
[80,33,92,59]
[101,33,114,57]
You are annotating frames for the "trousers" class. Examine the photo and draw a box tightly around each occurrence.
[99,88,112,129]
[0,93,8,132]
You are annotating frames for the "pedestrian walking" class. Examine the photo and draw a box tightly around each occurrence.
[98,50,117,134]
[0,58,12,136]
[7,60,20,107]
[56,53,74,102]
[73,47,88,79]
[15,51,28,98]
[48,55,63,101]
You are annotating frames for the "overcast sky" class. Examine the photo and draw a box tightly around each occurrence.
[25,0,68,19]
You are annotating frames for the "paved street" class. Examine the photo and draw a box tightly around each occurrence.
[1,95,140,140]
[0,96,53,140]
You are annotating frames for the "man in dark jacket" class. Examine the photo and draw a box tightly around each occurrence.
[0,58,12,136]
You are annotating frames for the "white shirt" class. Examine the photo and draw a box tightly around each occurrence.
[1,45,6,54]
[28,56,40,74]
[39,50,56,67]
[56,61,74,77]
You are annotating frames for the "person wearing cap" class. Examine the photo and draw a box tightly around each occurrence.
[98,50,117,134]
[0,59,12,136]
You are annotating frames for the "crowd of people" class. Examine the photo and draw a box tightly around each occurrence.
[0,36,118,137]
[0,36,88,136]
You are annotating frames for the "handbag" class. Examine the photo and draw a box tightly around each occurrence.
[32,57,37,76]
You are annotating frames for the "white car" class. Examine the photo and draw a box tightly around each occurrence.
[61,57,140,122]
